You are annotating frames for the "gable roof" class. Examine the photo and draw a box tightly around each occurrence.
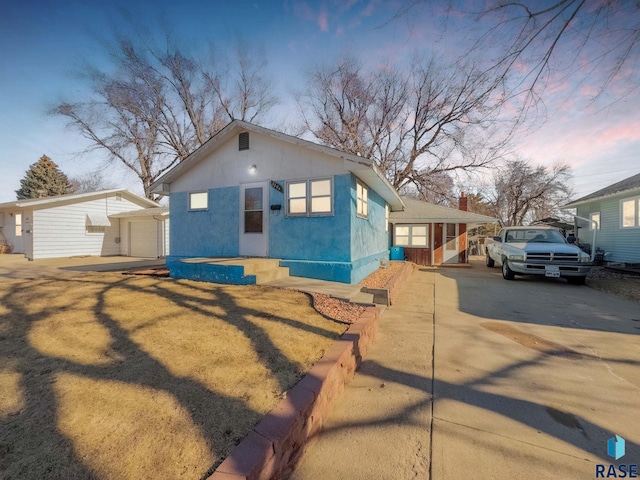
[149,120,405,210]
[564,171,640,208]
[390,196,498,224]
[0,189,159,211]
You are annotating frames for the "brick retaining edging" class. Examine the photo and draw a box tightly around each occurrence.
[207,306,380,480]
[385,262,414,305]
[362,261,415,306]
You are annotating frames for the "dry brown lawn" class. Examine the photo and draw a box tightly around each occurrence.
[0,274,346,480]
[586,277,640,304]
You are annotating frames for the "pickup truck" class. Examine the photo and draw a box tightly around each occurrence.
[485,226,592,284]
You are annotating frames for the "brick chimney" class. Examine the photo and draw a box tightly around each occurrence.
[458,192,468,211]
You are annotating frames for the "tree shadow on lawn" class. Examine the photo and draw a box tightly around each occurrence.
[0,275,343,480]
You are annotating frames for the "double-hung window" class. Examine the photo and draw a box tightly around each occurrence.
[621,197,640,228]
[589,212,601,230]
[395,225,428,246]
[286,178,333,216]
[385,204,389,232]
[357,181,368,218]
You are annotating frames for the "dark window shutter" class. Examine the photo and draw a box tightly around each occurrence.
[239,132,249,150]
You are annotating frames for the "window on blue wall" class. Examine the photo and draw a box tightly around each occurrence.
[589,212,601,230]
[286,178,333,216]
[189,192,208,210]
[357,180,368,218]
[385,204,389,232]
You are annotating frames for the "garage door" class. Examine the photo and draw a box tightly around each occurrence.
[130,220,158,258]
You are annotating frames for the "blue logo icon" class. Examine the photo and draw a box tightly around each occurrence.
[608,435,625,460]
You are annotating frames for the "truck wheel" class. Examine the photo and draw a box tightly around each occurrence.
[486,254,495,268]
[567,276,586,285]
[502,259,515,280]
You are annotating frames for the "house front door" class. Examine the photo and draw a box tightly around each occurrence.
[239,182,269,257]
[443,223,459,264]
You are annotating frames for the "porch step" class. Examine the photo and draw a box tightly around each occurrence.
[169,257,289,285]
[349,291,377,307]
[255,266,290,284]
[232,258,290,284]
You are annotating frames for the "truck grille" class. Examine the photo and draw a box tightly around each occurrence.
[527,252,580,263]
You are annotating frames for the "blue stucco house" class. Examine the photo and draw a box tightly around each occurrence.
[150,120,405,284]
[564,171,640,264]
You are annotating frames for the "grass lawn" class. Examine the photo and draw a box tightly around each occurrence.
[0,273,347,480]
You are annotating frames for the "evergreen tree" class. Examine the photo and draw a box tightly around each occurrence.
[15,155,74,199]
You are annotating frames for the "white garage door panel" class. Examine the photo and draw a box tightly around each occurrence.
[130,220,157,258]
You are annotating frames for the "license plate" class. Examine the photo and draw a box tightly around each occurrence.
[545,266,560,278]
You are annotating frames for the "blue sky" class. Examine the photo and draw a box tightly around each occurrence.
[1,0,638,203]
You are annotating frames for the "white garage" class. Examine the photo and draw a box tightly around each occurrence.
[110,206,170,258]
[0,189,167,260]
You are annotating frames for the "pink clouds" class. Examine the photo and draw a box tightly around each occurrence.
[317,8,329,31]
[291,0,382,36]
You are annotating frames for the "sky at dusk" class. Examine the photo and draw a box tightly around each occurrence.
[1,0,638,203]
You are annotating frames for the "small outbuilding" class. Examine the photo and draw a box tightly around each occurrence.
[389,195,498,265]
[0,189,169,260]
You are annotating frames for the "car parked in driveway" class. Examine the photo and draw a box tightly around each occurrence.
[485,226,592,284]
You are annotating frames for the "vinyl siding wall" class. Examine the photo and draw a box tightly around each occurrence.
[577,195,640,263]
[31,194,149,259]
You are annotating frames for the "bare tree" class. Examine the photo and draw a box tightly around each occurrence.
[298,54,514,196]
[487,159,573,226]
[69,171,116,193]
[395,2,640,106]
[52,34,276,199]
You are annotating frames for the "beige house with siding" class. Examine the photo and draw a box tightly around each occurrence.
[0,189,169,260]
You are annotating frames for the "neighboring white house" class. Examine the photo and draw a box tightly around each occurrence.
[0,189,169,260]
[564,171,640,264]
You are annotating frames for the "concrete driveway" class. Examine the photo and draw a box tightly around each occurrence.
[291,259,639,479]
[0,254,165,280]
[432,258,639,479]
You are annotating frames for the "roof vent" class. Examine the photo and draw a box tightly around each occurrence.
[239,132,249,151]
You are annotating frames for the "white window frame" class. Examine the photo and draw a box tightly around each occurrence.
[589,212,601,230]
[385,204,389,232]
[394,224,429,247]
[285,178,333,217]
[621,197,640,229]
[356,180,368,218]
[189,191,208,211]
[15,213,22,237]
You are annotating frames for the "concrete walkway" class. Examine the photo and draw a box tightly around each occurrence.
[289,262,640,479]
[264,275,370,303]
[289,268,435,479]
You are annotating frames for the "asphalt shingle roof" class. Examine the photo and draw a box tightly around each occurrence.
[390,196,497,224]
[565,171,640,207]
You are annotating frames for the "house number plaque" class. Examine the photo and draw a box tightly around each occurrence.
[270,181,283,192]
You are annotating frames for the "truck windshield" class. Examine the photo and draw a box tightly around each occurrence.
[504,229,567,244]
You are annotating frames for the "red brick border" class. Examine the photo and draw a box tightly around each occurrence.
[207,306,380,480]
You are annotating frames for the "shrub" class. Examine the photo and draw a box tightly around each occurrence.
[0,243,14,254]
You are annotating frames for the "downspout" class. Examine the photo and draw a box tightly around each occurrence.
[574,215,598,261]
[153,215,165,257]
